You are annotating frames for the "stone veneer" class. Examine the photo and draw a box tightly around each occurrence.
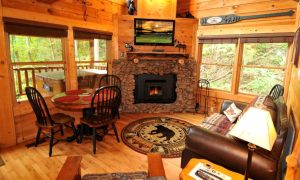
[112,59,196,113]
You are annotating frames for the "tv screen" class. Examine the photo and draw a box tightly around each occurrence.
[134,18,175,46]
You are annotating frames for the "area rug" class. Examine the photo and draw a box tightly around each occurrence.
[121,117,193,158]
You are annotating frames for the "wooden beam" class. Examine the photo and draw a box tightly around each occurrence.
[231,39,243,94]
[64,27,78,90]
[0,0,17,147]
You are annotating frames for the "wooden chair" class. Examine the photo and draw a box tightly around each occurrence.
[79,86,121,154]
[25,87,78,157]
[99,74,122,119]
[269,84,284,100]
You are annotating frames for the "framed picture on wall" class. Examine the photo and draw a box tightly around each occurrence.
[293,28,300,68]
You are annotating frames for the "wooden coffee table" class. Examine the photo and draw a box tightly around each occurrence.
[180,158,244,180]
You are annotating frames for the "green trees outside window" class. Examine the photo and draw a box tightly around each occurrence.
[9,35,64,99]
[199,42,288,96]
[200,44,236,91]
[74,39,108,89]
[239,43,288,95]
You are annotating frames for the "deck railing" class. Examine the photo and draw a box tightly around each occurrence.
[12,62,107,97]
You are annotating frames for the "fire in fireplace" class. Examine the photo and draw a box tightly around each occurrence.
[149,86,162,96]
[134,74,177,103]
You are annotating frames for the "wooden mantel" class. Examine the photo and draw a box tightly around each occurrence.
[126,51,189,61]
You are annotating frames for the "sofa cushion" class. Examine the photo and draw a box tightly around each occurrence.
[200,113,233,135]
[223,103,242,122]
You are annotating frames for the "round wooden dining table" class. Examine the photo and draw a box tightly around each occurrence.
[51,89,95,111]
[51,89,109,141]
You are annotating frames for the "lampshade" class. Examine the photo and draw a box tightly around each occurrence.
[229,107,277,151]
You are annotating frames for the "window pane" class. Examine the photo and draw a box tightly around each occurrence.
[75,39,107,61]
[200,65,233,91]
[75,39,108,89]
[9,35,64,100]
[239,68,285,95]
[95,39,107,61]
[202,44,236,65]
[75,40,90,61]
[10,35,62,62]
[242,43,288,66]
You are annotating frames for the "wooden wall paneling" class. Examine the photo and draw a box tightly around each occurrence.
[117,16,196,58]
[177,0,297,36]
[0,0,122,144]
[137,0,177,19]
[181,0,297,115]
[283,42,294,100]
[287,1,300,131]
[1,0,118,24]
[0,0,16,147]
[1,7,114,32]
[177,0,297,17]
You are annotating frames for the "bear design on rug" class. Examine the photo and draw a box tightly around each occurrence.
[150,124,175,141]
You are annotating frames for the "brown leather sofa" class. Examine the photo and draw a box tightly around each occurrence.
[181,97,288,180]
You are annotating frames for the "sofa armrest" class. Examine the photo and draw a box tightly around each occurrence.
[184,126,277,179]
[220,100,247,114]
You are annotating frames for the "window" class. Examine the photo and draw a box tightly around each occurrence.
[239,43,288,95]
[75,39,108,89]
[198,35,292,96]
[9,35,64,100]
[200,43,236,91]
[73,27,112,89]
[75,39,107,68]
[5,18,67,100]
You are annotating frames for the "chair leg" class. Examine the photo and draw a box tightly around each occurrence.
[35,127,42,147]
[92,128,96,154]
[49,128,54,157]
[112,123,120,142]
[79,124,84,144]
[71,122,79,143]
[60,125,64,136]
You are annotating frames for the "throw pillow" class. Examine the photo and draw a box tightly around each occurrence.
[223,103,242,123]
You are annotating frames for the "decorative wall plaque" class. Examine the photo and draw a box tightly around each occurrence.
[200,10,294,26]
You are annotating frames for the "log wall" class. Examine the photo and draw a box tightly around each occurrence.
[177,0,298,113]
[287,2,300,133]
[116,15,197,59]
[0,0,124,146]
[0,0,299,146]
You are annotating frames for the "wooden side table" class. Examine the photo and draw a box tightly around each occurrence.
[180,158,244,180]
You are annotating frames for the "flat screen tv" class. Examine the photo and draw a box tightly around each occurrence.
[134,18,175,46]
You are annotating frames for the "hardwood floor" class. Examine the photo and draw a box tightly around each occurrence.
[0,113,204,180]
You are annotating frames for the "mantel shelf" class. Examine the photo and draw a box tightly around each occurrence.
[126,51,189,61]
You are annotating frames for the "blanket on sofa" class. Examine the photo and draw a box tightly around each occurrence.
[200,113,233,135]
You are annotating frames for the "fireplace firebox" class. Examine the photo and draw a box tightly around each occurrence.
[134,74,177,103]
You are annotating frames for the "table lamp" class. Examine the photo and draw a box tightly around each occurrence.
[229,107,277,180]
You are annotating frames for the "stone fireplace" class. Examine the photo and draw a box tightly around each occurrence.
[112,55,196,113]
[134,73,177,103]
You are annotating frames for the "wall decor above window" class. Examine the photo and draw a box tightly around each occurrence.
[200,10,294,26]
